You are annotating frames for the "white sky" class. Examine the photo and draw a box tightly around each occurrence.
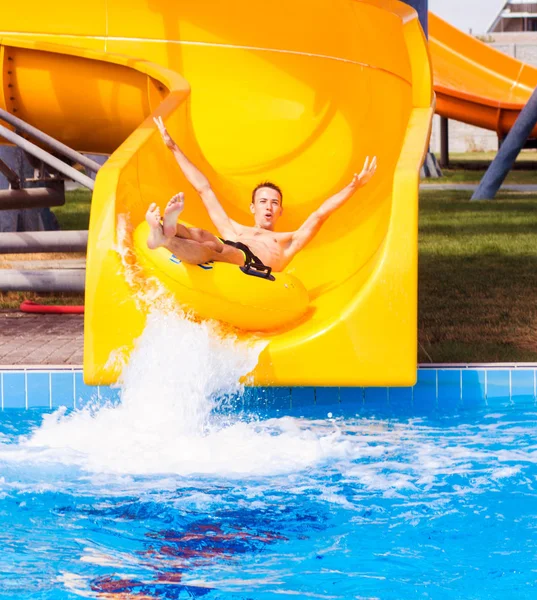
[429,0,506,34]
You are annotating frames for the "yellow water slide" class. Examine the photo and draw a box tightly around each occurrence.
[0,0,433,386]
[430,12,537,137]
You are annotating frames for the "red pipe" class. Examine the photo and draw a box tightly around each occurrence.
[20,300,84,314]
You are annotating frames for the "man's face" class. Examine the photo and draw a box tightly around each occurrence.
[250,187,283,230]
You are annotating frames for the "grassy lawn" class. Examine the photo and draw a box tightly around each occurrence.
[421,168,537,185]
[0,291,85,309]
[420,159,537,368]
[449,151,537,163]
[418,189,537,363]
[421,150,537,185]
[54,188,92,230]
[3,181,537,365]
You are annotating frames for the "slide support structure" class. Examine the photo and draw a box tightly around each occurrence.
[440,116,449,168]
[404,1,441,178]
[403,0,428,38]
[472,86,537,200]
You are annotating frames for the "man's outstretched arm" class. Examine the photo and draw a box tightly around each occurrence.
[286,157,377,256]
[154,117,237,237]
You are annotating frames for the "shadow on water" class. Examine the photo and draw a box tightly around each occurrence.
[84,499,325,599]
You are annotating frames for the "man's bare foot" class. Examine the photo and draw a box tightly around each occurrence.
[146,203,166,250]
[163,192,185,238]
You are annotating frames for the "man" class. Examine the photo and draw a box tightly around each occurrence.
[146,116,377,273]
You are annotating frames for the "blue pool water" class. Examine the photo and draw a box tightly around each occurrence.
[2,314,537,599]
[2,404,537,599]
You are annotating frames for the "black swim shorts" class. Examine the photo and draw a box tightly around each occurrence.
[220,239,267,269]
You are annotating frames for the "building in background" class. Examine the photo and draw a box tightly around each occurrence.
[490,1,537,33]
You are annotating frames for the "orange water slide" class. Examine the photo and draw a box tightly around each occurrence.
[430,12,537,138]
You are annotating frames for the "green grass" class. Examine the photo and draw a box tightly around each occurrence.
[451,151,504,163]
[53,189,92,230]
[449,151,537,163]
[0,291,85,310]
[418,189,537,363]
[421,150,537,184]
[421,168,537,185]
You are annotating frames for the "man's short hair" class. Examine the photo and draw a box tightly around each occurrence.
[251,181,283,205]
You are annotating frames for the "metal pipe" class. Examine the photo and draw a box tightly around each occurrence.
[0,187,64,210]
[472,85,537,200]
[0,230,88,253]
[0,157,20,189]
[440,116,449,168]
[0,269,85,292]
[0,108,102,174]
[0,124,95,190]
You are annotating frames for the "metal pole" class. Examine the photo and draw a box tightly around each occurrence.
[440,117,449,168]
[0,187,65,210]
[0,124,95,190]
[0,269,85,293]
[0,109,102,174]
[472,86,537,200]
[0,157,21,188]
[0,230,88,253]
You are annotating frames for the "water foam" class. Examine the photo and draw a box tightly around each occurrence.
[16,311,351,478]
[1,311,535,492]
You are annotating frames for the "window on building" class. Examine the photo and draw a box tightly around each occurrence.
[510,4,537,14]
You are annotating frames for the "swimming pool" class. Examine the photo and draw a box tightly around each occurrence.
[1,315,536,598]
[2,403,537,598]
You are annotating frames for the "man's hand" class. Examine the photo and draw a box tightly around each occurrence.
[153,116,177,150]
[350,156,377,190]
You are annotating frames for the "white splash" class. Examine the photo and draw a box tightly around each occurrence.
[14,311,351,478]
[0,310,534,493]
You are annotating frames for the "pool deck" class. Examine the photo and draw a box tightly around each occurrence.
[0,309,83,366]
[2,307,537,412]
[1,308,536,372]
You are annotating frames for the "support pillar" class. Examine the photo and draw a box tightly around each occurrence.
[472,86,537,200]
[440,117,449,168]
[402,1,442,177]
[402,0,428,37]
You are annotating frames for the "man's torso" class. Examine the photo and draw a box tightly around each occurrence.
[230,227,292,272]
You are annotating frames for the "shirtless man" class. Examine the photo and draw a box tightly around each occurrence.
[146,116,377,273]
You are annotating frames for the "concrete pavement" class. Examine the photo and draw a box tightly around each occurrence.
[0,310,83,366]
